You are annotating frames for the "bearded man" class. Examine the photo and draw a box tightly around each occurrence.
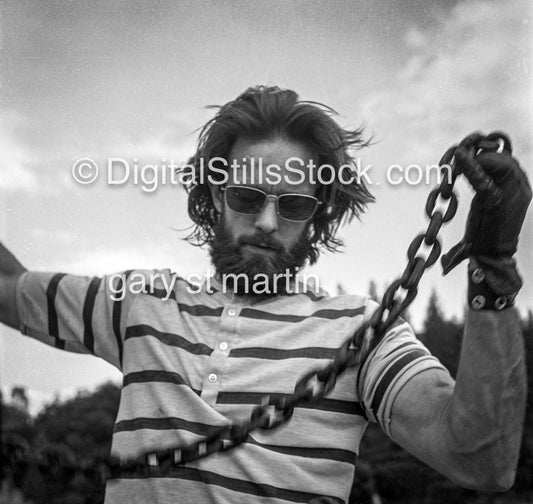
[0,85,530,504]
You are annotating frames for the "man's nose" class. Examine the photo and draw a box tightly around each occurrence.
[254,199,279,234]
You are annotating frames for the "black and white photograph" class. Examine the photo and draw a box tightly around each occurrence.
[0,1,532,503]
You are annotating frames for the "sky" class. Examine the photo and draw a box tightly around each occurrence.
[0,0,532,413]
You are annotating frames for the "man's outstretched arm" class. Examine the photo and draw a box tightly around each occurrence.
[0,241,27,328]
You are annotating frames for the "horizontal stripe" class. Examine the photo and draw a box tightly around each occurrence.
[371,349,427,414]
[240,306,365,323]
[246,435,356,464]
[229,346,338,360]
[116,466,343,503]
[114,417,217,436]
[122,371,200,394]
[178,303,224,317]
[125,324,213,355]
[217,391,365,416]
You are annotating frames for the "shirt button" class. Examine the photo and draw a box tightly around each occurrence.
[208,373,218,383]
[228,309,236,316]
[219,342,229,351]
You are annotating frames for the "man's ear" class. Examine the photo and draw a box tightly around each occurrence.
[209,184,224,214]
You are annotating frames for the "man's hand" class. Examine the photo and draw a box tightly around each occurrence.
[441,131,532,295]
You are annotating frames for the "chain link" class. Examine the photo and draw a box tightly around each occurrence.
[2,133,505,484]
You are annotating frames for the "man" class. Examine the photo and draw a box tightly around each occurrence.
[0,85,530,504]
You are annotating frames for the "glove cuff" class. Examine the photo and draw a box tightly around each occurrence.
[467,256,521,311]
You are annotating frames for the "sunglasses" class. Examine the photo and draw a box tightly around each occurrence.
[221,185,323,222]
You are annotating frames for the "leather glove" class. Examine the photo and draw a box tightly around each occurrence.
[441,132,531,296]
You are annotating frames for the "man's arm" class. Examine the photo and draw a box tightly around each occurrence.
[389,308,526,490]
[384,134,530,491]
[0,241,27,329]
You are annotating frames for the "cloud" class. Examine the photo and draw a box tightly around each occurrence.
[346,0,532,323]
[361,0,532,166]
[103,127,197,168]
[0,107,199,196]
[0,112,40,193]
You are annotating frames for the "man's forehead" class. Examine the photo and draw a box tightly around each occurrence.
[227,136,318,193]
[229,136,315,159]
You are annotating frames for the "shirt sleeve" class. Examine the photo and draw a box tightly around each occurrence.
[357,299,450,437]
[15,269,148,371]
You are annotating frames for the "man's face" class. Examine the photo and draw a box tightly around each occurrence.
[209,136,319,295]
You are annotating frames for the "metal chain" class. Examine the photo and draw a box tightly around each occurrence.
[1,133,506,485]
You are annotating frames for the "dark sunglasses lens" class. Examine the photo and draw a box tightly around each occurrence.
[278,195,318,221]
[225,187,265,214]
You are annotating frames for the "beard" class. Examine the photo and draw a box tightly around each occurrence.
[209,220,313,297]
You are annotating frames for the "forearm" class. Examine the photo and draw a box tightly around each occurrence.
[442,307,526,489]
[0,241,27,328]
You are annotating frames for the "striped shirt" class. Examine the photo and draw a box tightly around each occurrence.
[16,269,446,504]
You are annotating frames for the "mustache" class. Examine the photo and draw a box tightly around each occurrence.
[237,233,284,252]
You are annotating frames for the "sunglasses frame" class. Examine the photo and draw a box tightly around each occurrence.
[220,185,323,222]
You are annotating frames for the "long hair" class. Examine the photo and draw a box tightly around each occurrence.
[181,85,374,264]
